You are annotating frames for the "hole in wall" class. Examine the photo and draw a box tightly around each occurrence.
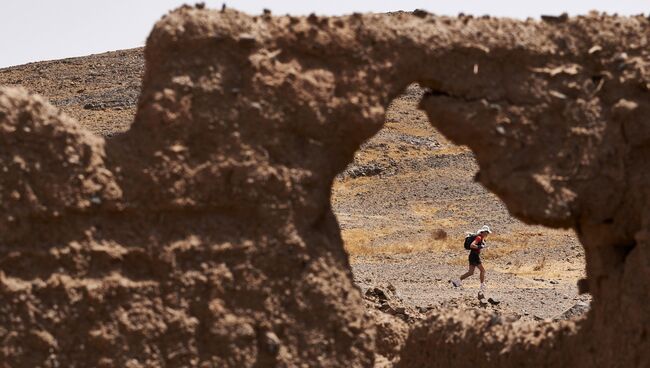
[332,84,591,322]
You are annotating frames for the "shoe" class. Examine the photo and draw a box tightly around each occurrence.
[451,279,461,288]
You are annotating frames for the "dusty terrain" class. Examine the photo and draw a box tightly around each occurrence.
[0,48,142,136]
[336,86,588,321]
[1,6,649,368]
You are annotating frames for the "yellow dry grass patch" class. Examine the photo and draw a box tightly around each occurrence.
[343,227,460,256]
[355,145,435,162]
[342,227,396,255]
[331,175,375,198]
[352,148,383,162]
[479,234,526,259]
[495,257,586,280]
[384,120,433,138]
[481,230,574,259]
[445,232,549,266]
[429,145,472,156]
[411,202,470,235]
[419,211,469,231]
[409,202,438,217]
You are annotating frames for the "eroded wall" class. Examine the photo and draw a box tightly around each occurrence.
[0,6,649,367]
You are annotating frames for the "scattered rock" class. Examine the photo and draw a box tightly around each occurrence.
[365,287,389,302]
[412,9,429,18]
[364,284,422,323]
[541,13,568,23]
[417,305,434,313]
[398,135,439,149]
[343,162,388,178]
[488,297,500,305]
[556,301,590,320]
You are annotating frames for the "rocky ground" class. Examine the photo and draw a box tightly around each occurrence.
[0,48,141,136]
[0,49,590,324]
[335,85,591,322]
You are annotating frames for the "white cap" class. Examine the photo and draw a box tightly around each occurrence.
[477,225,492,234]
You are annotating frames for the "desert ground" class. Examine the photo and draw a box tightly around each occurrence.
[0,48,589,324]
[337,86,589,321]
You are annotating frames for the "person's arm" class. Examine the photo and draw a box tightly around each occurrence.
[470,237,481,250]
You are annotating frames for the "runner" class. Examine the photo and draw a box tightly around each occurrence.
[451,225,491,291]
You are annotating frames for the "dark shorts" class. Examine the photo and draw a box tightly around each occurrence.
[469,251,481,266]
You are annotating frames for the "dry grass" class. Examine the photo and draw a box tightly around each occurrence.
[332,175,374,194]
[433,233,522,266]
[479,231,565,260]
[503,259,582,280]
[347,229,556,268]
[343,225,574,262]
[343,227,460,256]
[409,203,439,217]
[344,226,536,258]
[357,145,434,162]
[341,227,394,255]
[479,234,525,260]
[385,123,432,138]
[429,145,472,156]
[345,240,430,256]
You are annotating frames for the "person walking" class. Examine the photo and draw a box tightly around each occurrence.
[451,225,492,291]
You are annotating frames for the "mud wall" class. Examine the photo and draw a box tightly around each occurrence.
[1,6,649,367]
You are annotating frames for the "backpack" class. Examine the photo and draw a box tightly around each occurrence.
[464,234,477,250]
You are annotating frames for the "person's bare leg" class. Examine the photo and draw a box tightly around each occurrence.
[478,264,486,285]
[460,265,476,280]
